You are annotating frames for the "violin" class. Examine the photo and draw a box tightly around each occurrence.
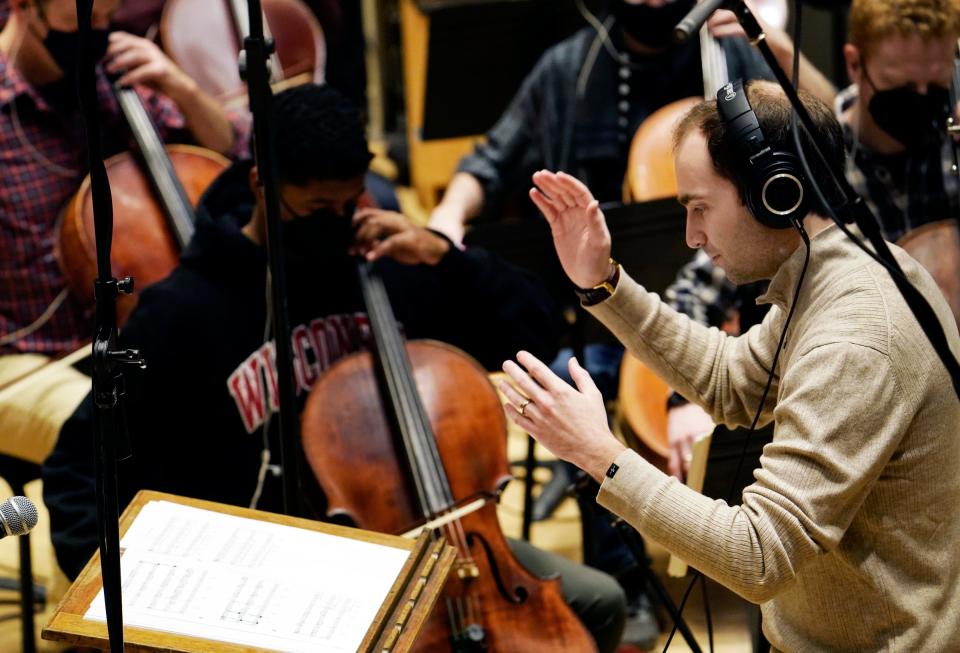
[57,83,228,323]
[300,262,597,652]
[159,0,325,108]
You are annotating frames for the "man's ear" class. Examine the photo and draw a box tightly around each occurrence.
[843,44,863,86]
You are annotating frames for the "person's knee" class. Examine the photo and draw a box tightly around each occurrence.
[567,570,627,653]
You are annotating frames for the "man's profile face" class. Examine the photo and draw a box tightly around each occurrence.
[675,130,786,284]
[846,34,955,109]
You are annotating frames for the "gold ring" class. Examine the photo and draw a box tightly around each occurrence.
[519,399,531,417]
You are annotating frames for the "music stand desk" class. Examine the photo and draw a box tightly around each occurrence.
[43,490,456,653]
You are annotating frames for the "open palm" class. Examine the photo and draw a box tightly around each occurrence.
[529,170,612,289]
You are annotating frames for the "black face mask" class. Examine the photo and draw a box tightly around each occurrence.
[43,28,111,80]
[279,204,357,268]
[865,70,951,149]
[613,0,695,50]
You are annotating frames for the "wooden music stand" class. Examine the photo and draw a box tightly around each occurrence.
[43,490,456,653]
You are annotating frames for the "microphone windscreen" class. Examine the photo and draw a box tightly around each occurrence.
[1,496,39,536]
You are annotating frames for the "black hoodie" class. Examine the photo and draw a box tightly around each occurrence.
[43,162,562,579]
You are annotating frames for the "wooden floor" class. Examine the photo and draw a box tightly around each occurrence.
[0,408,754,652]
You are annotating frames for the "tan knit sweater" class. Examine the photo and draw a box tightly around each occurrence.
[589,225,960,652]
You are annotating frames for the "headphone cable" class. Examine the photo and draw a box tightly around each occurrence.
[663,5,812,649]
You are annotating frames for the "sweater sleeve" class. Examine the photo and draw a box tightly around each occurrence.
[588,271,783,428]
[597,340,908,603]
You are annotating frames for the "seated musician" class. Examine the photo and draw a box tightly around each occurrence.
[427,0,834,246]
[664,0,960,480]
[42,84,629,653]
[0,0,246,465]
[502,80,960,651]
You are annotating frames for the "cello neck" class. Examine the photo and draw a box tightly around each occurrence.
[113,85,195,249]
[699,11,729,100]
[227,0,284,84]
[358,261,456,518]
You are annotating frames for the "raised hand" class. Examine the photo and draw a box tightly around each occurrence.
[529,170,612,289]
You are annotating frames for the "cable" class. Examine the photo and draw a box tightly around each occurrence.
[0,288,69,346]
[250,266,277,509]
[7,23,79,180]
[701,573,714,653]
[664,8,814,648]
[662,220,812,652]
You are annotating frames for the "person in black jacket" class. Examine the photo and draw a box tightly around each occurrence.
[42,83,627,653]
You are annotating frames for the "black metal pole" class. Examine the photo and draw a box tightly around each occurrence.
[724,0,960,398]
[75,2,147,650]
[241,0,304,517]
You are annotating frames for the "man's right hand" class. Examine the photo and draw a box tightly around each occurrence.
[667,402,715,481]
[528,170,612,289]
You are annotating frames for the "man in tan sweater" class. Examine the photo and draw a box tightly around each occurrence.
[499,80,960,651]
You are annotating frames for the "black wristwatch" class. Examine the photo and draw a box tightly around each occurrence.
[575,259,621,306]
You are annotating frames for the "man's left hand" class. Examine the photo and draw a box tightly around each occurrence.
[500,351,626,483]
[352,208,450,265]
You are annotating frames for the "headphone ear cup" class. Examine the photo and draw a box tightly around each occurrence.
[748,152,808,229]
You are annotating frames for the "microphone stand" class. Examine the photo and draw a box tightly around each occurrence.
[76,2,145,650]
[240,0,304,517]
[684,0,960,399]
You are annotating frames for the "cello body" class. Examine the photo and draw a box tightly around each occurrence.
[897,220,960,326]
[301,264,597,652]
[57,145,228,323]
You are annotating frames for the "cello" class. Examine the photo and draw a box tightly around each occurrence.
[159,0,325,108]
[300,262,597,652]
[57,83,228,322]
[895,38,960,327]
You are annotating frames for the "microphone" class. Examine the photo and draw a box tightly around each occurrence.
[0,496,39,539]
[674,0,728,44]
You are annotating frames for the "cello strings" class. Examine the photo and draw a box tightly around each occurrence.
[361,266,477,562]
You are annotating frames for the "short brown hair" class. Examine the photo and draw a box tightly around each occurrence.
[849,0,960,58]
[673,81,846,215]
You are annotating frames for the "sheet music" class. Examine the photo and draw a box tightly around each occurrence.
[85,500,410,652]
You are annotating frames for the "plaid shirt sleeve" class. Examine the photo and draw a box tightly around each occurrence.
[664,249,739,328]
[136,85,251,160]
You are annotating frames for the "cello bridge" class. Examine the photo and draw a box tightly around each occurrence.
[456,561,480,579]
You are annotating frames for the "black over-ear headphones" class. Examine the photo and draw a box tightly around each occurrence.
[716,80,808,229]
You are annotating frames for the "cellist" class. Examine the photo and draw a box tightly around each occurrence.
[42,84,629,653]
[0,0,247,466]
